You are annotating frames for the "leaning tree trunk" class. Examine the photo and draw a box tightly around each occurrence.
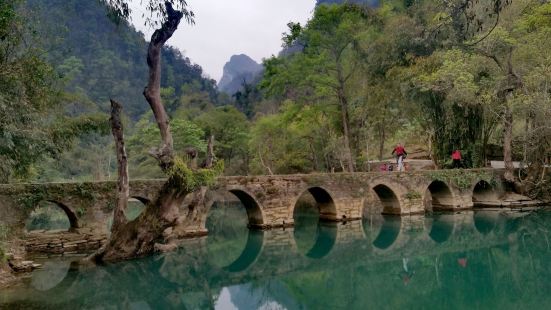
[503,102,515,184]
[93,3,192,263]
[143,4,183,171]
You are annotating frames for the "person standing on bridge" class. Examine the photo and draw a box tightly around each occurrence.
[391,143,407,172]
[452,149,462,169]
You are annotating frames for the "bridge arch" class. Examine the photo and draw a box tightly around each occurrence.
[25,200,79,232]
[292,187,338,259]
[423,180,455,212]
[228,189,265,228]
[371,184,401,215]
[472,180,498,206]
[131,196,151,206]
[292,186,338,221]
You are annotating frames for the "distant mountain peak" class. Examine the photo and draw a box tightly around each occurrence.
[218,54,263,95]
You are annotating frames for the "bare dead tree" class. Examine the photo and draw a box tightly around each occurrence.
[109,99,129,234]
[93,2,220,263]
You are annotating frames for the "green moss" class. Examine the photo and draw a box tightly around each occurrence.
[17,186,47,209]
[167,157,224,192]
[405,191,422,200]
[428,170,497,190]
[74,183,95,201]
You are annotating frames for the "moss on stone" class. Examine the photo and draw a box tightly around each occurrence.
[167,157,224,192]
[428,170,497,190]
[405,191,422,200]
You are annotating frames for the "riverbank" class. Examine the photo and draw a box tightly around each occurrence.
[0,264,17,289]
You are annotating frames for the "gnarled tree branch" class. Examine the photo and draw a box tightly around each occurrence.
[143,1,183,171]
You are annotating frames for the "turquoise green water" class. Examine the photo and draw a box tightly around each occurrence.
[2,203,551,309]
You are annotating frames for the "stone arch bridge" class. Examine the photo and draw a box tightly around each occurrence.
[0,169,506,244]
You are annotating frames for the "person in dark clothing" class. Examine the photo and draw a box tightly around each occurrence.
[391,143,408,172]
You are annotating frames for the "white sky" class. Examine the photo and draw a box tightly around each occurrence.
[129,0,316,82]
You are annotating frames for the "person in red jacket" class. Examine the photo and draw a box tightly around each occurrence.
[452,149,462,168]
[391,143,407,172]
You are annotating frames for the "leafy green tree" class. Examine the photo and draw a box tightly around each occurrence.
[194,106,250,174]
[127,115,206,178]
[0,0,106,182]
[263,4,372,172]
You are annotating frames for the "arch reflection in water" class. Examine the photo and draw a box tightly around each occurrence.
[305,222,338,259]
[28,259,80,294]
[223,230,265,272]
[293,192,338,259]
[371,215,401,250]
[206,200,250,270]
[30,260,72,291]
[426,214,455,243]
[474,211,500,235]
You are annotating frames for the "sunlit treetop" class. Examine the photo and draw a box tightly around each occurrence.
[100,0,194,27]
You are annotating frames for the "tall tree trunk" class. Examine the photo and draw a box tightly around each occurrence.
[110,99,129,234]
[203,135,215,168]
[502,54,522,184]
[143,3,184,171]
[336,81,354,172]
[503,100,515,183]
[378,125,385,161]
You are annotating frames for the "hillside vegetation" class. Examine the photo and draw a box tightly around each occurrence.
[2,0,549,197]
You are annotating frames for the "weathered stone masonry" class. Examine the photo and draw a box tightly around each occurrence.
[0,169,507,255]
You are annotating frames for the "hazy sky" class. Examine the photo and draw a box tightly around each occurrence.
[129,0,316,82]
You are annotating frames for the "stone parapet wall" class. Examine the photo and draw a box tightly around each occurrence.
[24,230,108,254]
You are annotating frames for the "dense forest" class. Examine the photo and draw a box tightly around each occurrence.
[1,0,550,196]
[3,0,230,181]
[254,0,549,188]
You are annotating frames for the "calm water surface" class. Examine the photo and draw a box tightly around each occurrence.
[2,202,551,309]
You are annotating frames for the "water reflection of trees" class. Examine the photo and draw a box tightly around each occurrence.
[4,210,551,309]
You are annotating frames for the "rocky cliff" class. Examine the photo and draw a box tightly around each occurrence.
[218,54,263,95]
